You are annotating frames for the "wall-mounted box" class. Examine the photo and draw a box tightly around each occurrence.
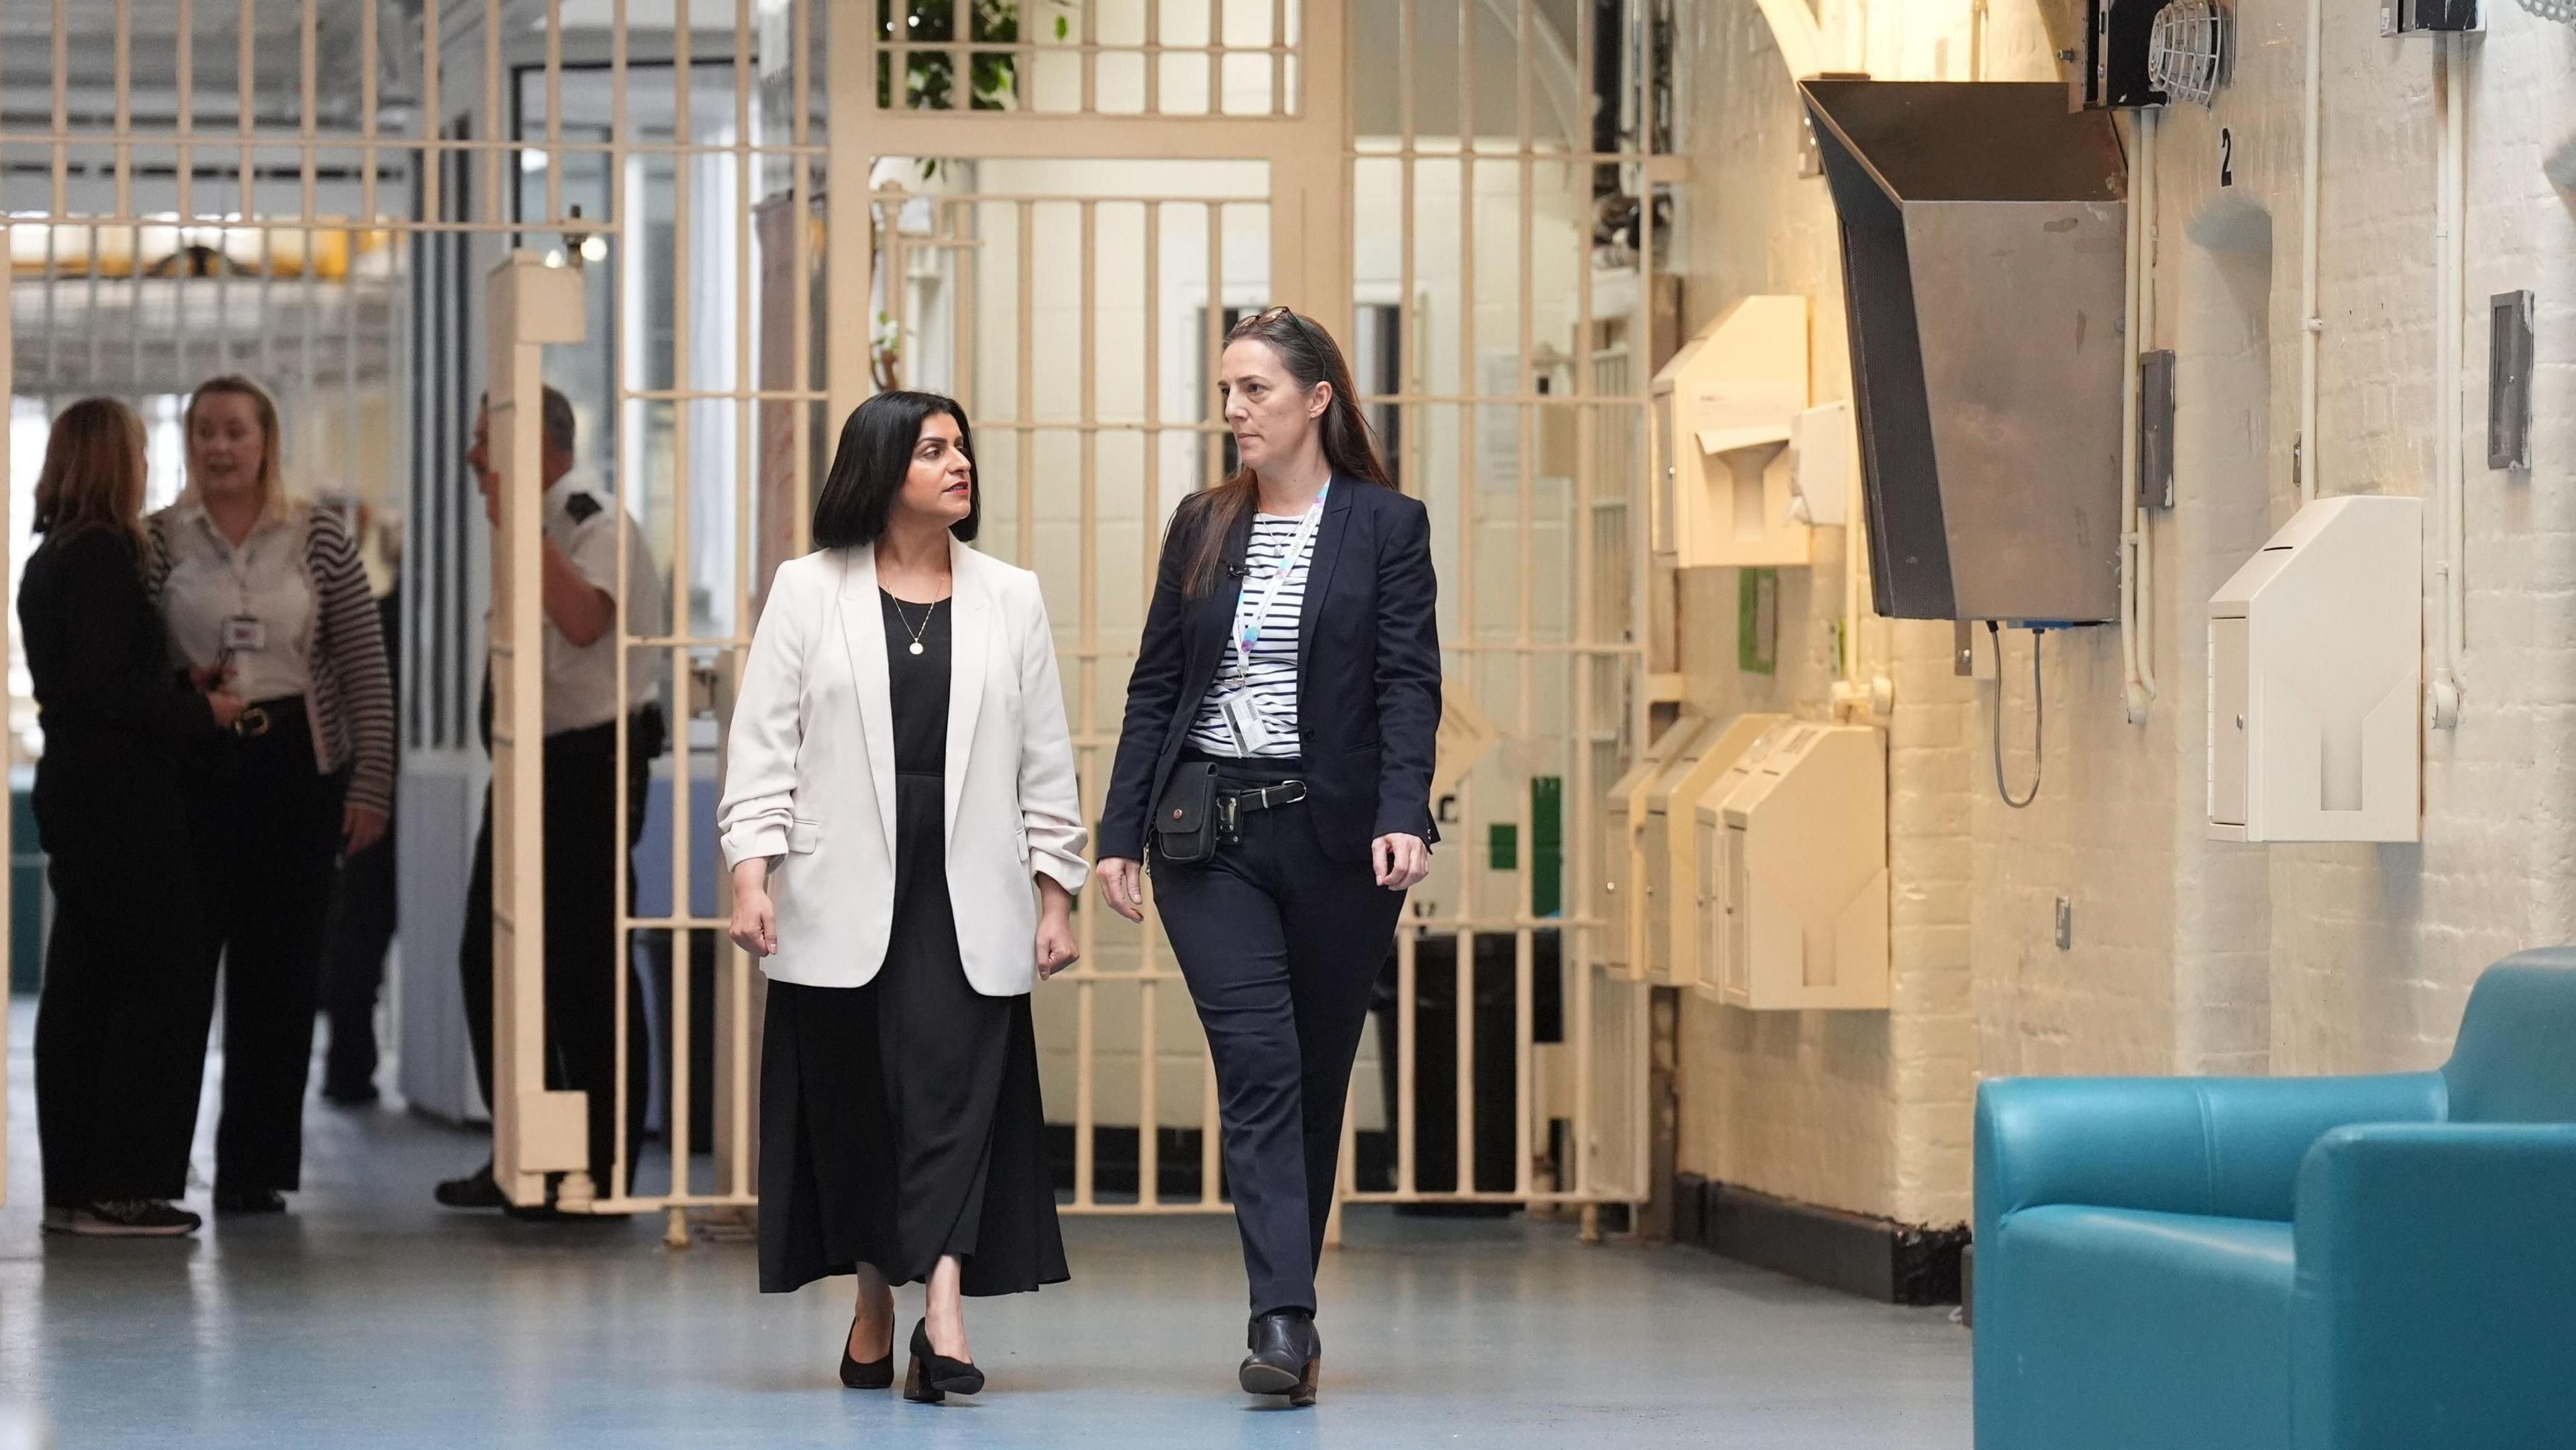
[2074,0,2170,109]
[1650,295,1813,570]
[1641,713,1787,988]
[1601,711,1708,980]
[1788,401,1857,527]
[1801,80,2129,623]
[1696,723,1889,1011]
[2381,0,2481,36]
[2208,495,2421,843]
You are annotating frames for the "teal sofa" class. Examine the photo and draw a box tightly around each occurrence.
[1974,951,2576,1450]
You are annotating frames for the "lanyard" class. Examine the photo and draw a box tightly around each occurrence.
[1228,485,1327,686]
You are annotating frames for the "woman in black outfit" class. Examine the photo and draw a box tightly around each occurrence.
[720,391,1089,1402]
[148,375,394,1216]
[21,398,244,1237]
[1097,307,1442,1404]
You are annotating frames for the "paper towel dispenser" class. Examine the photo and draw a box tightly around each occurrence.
[1800,79,2130,624]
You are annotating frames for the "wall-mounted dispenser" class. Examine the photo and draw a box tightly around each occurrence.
[1601,711,1708,979]
[1694,722,1889,1011]
[1788,401,1856,527]
[1649,295,1812,570]
[1641,713,1787,988]
[2207,495,2422,843]
[1800,81,2129,624]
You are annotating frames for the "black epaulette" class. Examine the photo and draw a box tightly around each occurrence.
[564,492,603,523]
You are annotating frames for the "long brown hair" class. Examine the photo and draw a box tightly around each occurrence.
[182,373,289,522]
[33,397,150,552]
[1179,307,1393,597]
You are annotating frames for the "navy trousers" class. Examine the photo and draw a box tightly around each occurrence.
[1151,754,1408,1318]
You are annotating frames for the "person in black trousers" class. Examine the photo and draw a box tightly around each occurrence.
[21,398,244,1237]
[150,376,396,1216]
[319,566,400,1105]
[435,387,661,1218]
[1097,306,1441,1405]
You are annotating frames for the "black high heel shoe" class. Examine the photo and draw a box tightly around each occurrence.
[1240,1311,1322,1406]
[904,1318,985,1402]
[839,1316,894,1390]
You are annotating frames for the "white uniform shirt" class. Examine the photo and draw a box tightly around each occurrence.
[158,501,316,705]
[537,474,666,735]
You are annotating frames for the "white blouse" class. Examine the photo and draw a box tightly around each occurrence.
[158,502,315,705]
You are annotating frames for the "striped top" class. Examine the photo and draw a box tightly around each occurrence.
[1187,510,1316,758]
[147,501,396,815]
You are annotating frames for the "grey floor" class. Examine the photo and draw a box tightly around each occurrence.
[0,1004,1969,1449]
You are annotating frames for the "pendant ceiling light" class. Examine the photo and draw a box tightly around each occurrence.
[2147,2,2228,106]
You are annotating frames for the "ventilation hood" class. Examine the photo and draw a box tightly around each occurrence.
[1799,79,2129,623]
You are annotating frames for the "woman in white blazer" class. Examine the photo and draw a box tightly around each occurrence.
[719,391,1087,1404]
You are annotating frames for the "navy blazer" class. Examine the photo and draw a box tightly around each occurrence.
[1099,476,1442,865]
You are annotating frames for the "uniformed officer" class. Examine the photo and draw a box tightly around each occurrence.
[436,385,666,1217]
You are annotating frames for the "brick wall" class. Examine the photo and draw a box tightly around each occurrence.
[1670,0,2576,1229]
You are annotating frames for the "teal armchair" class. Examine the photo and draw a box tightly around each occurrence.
[1974,951,2576,1450]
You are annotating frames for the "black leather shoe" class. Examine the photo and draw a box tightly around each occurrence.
[904,1318,984,1402]
[435,1161,508,1210]
[213,1188,287,1215]
[1240,1311,1321,1406]
[840,1316,894,1390]
[321,1079,380,1106]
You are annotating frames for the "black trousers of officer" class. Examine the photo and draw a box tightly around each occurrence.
[319,823,396,1098]
[1151,754,1408,1318]
[460,715,650,1191]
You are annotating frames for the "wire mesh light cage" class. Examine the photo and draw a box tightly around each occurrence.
[2147,1,2228,106]
[2522,0,2576,24]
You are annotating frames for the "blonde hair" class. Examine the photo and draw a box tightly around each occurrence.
[183,374,289,521]
[33,397,150,552]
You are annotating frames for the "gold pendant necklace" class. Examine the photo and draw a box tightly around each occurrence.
[892,596,939,656]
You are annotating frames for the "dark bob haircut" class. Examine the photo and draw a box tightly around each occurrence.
[810,390,981,549]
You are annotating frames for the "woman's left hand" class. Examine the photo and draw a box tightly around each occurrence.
[1035,909,1080,980]
[1373,833,1432,890]
[343,805,391,856]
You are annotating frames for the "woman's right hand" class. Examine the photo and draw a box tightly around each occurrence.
[205,690,246,731]
[1095,857,1146,923]
[730,861,779,957]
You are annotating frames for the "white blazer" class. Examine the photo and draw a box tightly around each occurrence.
[716,539,1089,996]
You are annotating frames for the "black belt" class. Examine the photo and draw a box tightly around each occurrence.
[231,694,309,741]
[1214,778,1307,841]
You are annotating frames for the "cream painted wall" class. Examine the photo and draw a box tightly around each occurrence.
[1669,0,2576,1227]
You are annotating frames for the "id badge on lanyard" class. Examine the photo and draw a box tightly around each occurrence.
[1209,486,1326,753]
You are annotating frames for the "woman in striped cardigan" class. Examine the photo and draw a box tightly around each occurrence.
[148,374,395,1216]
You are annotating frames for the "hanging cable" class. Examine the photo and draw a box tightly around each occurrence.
[1989,621,2044,810]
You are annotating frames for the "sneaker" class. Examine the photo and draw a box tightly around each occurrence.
[321,1080,380,1107]
[435,1160,508,1210]
[64,1200,202,1237]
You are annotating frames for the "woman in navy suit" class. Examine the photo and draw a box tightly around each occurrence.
[1097,305,1440,1406]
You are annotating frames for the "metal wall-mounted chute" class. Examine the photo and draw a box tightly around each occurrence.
[1799,79,2129,624]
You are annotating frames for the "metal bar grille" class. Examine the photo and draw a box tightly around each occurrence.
[0,0,1654,1225]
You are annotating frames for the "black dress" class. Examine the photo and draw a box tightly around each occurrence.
[757,589,1069,1296]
